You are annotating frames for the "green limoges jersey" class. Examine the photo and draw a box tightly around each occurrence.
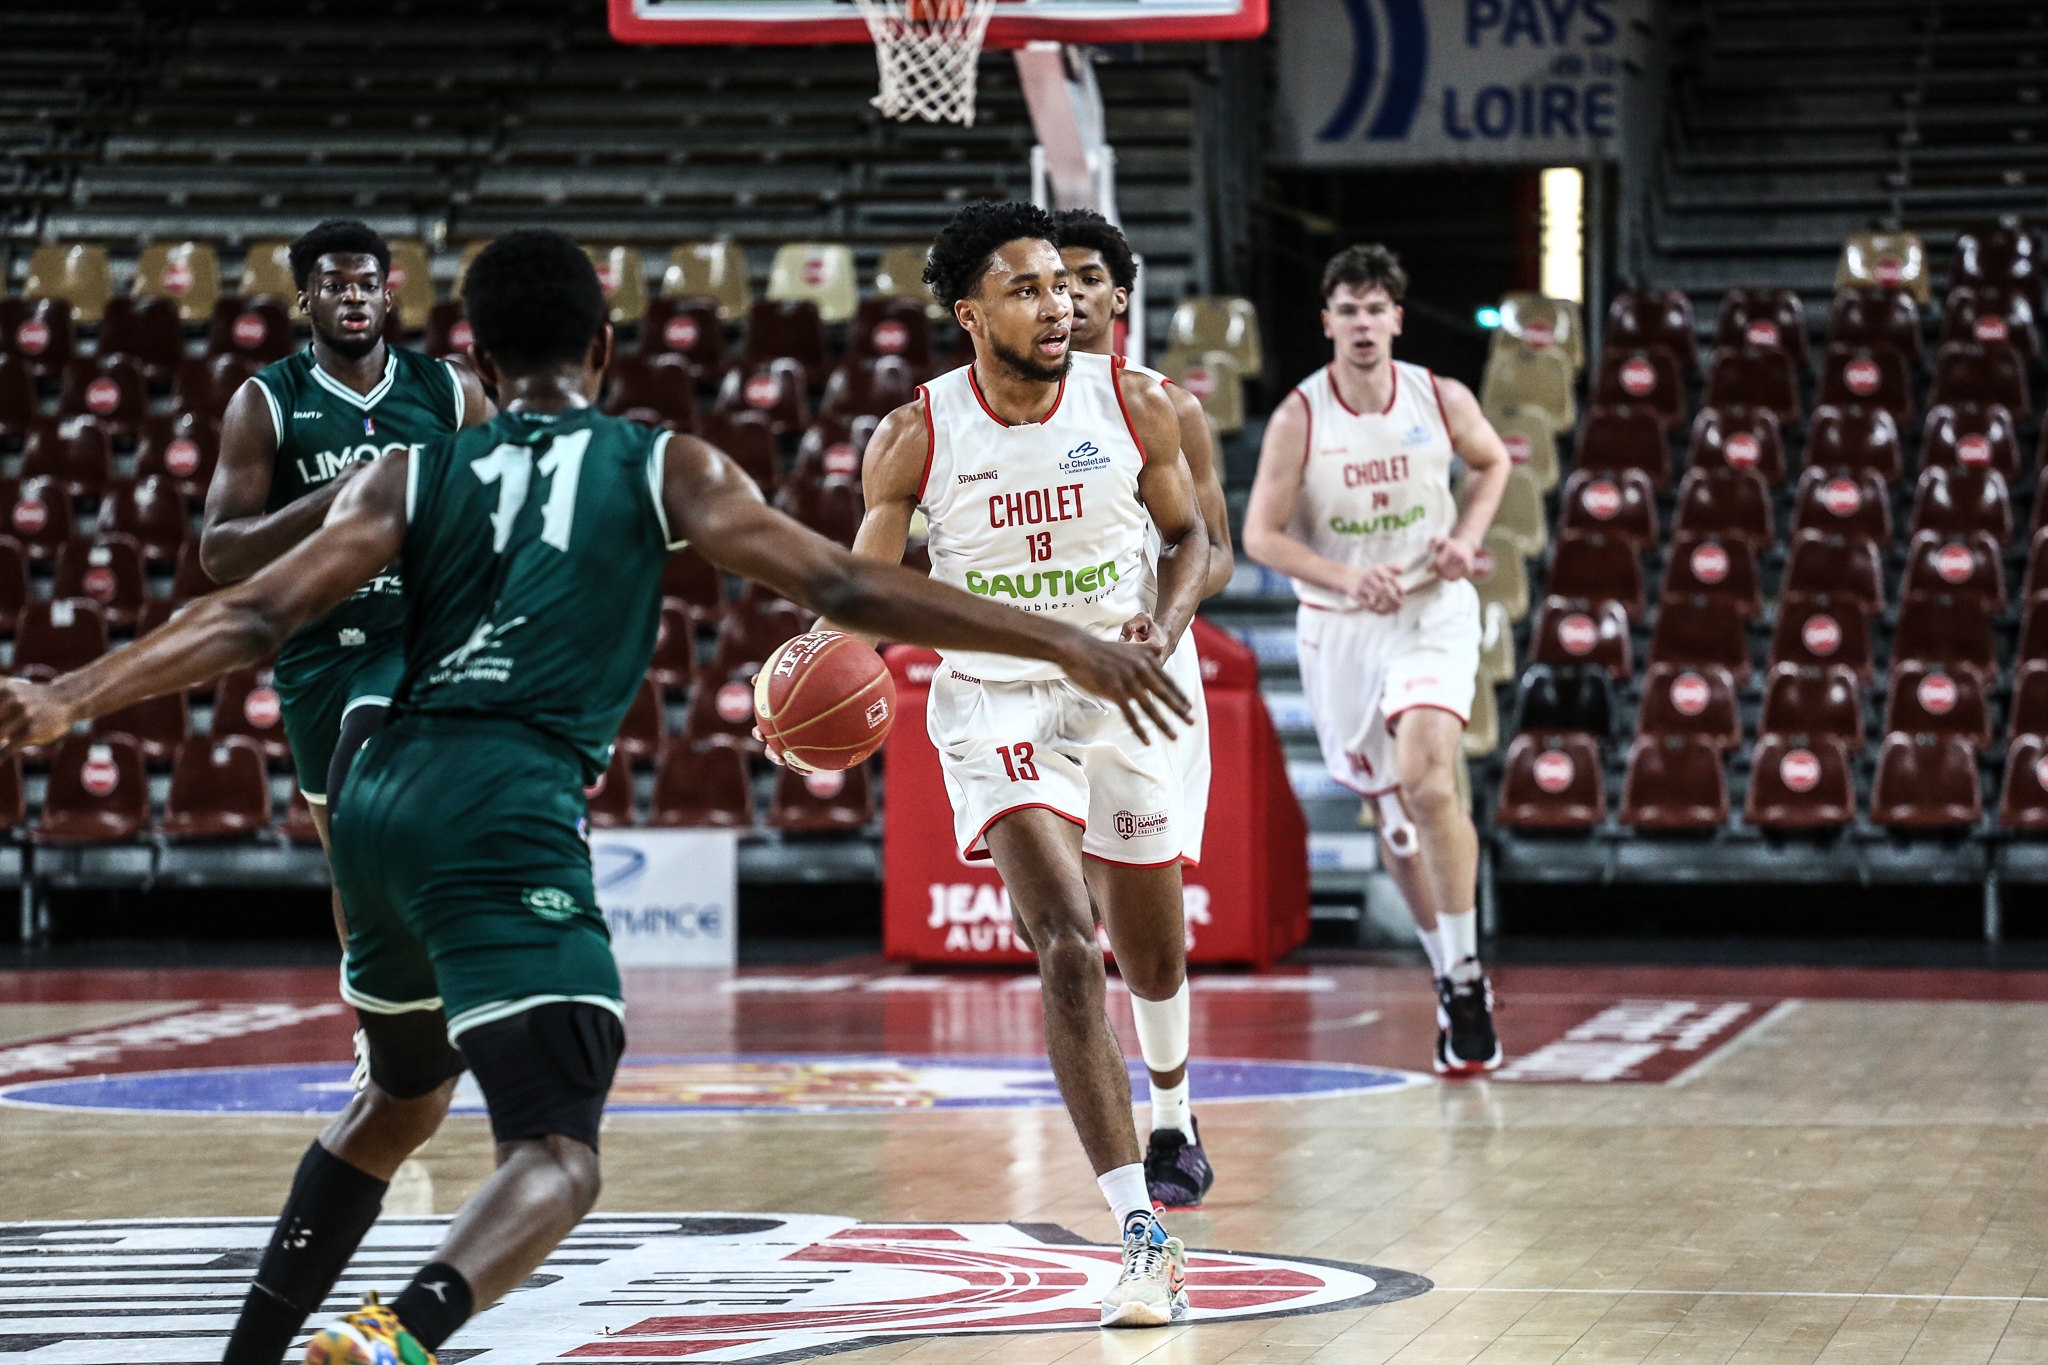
[395,408,682,781]
[249,346,469,668]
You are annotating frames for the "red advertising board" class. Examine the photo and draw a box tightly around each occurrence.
[882,619,1310,966]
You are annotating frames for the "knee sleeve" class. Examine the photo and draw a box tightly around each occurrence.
[327,700,388,805]
[1129,978,1191,1073]
[355,1008,466,1101]
[457,1002,624,1151]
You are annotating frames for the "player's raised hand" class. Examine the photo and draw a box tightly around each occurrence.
[0,680,78,755]
[1346,563,1406,614]
[1429,534,1479,583]
[1119,611,1172,663]
[1061,636,1191,746]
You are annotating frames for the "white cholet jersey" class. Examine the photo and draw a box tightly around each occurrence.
[1287,359,1460,611]
[918,350,1155,682]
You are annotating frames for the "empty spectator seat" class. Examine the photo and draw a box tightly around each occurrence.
[585,244,649,324]
[1529,596,1631,679]
[1715,288,1809,369]
[57,357,147,434]
[0,754,22,831]
[614,677,668,768]
[168,538,217,608]
[1929,341,2030,419]
[1759,663,1864,748]
[1954,224,2042,308]
[1818,343,1913,426]
[820,355,917,422]
[1171,294,1268,379]
[237,240,297,301]
[5,476,75,562]
[648,598,698,695]
[1512,662,1614,741]
[700,411,782,495]
[664,546,725,625]
[2023,531,2048,602]
[1487,464,1548,559]
[34,734,147,843]
[768,762,874,832]
[1769,594,1872,680]
[14,598,107,678]
[1871,734,1980,828]
[1704,346,1799,429]
[1807,403,1903,483]
[1479,345,1575,433]
[1160,349,1247,434]
[795,415,879,487]
[2001,736,2048,830]
[132,241,222,323]
[1923,402,2021,482]
[641,297,725,378]
[1902,530,2003,610]
[1827,285,1923,366]
[205,297,295,365]
[282,787,322,845]
[1883,662,1992,751]
[1745,735,1856,831]
[715,357,809,437]
[1663,533,1761,618]
[1782,530,1884,614]
[848,298,935,378]
[1605,288,1698,371]
[1576,404,1671,490]
[1495,732,1604,830]
[2020,593,2048,666]
[93,690,190,767]
[1558,469,1656,549]
[382,240,434,332]
[1638,662,1741,751]
[601,354,697,431]
[664,240,754,322]
[1940,284,2039,365]
[1492,406,1561,491]
[709,596,811,692]
[98,296,185,381]
[1910,465,2011,543]
[174,352,259,421]
[1791,467,1890,546]
[53,535,147,632]
[25,243,114,325]
[1837,231,1930,303]
[134,412,220,503]
[423,301,473,359]
[1648,595,1751,685]
[20,418,111,498]
[585,748,637,830]
[0,537,26,636]
[1470,532,1531,621]
[1892,591,1996,680]
[99,475,188,563]
[1673,467,1773,547]
[161,735,272,840]
[650,740,755,827]
[0,354,34,437]
[1687,404,1784,486]
[1620,735,1727,831]
[212,666,290,762]
[6,299,75,385]
[774,475,862,549]
[767,243,858,325]
[740,299,830,388]
[1545,530,1643,620]
[1593,347,1685,429]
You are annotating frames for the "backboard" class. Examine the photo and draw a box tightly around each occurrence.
[609,0,1268,48]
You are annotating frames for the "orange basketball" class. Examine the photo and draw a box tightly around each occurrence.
[753,631,896,773]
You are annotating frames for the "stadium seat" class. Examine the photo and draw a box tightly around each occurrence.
[1870,734,1980,829]
[650,740,754,827]
[1559,468,1657,549]
[98,475,188,564]
[1921,402,2021,482]
[1909,465,2011,543]
[1545,530,1641,620]
[714,358,809,438]
[237,240,298,303]
[98,297,186,382]
[584,244,649,325]
[383,240,434,332]
[664,546,725,624]
[174,352,259,421]
[56,357,148,434]
[795,415,878,485]
[1953,224,2042,309]
[0,537,27,636]
[1529,596,1630,679]
[34,734,147,844]
[1479,602,1516,685]
[1928,341,2030,419]
[1663,533,1761,618]
[1901,530,2003,611]
[1605,288,1698,372]
[5,475,76,561]
[20,418,112,498]
[2022,530,2048,604]
[739,299,829,388]
[768,762,874,832]
[847,297,935,379]
[1170,295,1266,379]
[131,241,222,324]
[93,690,190,767]
[641,297,725,378]
[24,243,114,325]
[0,754,22,831]
[0,355,34,438]
[1687,404,1784,486]
[1592,347,1685,429]
[1464,674,1501,758]
[211,667,289,763]
[774,475,861,548]
[1744,735,1855,831]
[1495,732,1604,830]
[282,787,321,844]
[664,241,754,323]
[205,297,295,365]
[648,599,697,695]
[1159,349,1246,434]
[1470,532,1531,621]
[768,243,859,325]
[1673,466,1773,548]
[1999,736,2048,830]
[167,538,217,609]
[1703,347,1798,429]
[1782,530,1884,614]
[1790,467,1890,546]
[1827,286,1923,368]
[6,298,74,378]
[1759,663,1864,748]
[160,735,272,840]
[820,355,917,423]
[700,411,781,495]
[614,677,668,768]
[1769,593,1872,680]
[1637,662,1741,751]
[709,596,811,693]
[1489,406,1560,492]
[133,412,220,504]
[14,598,107,678]
[1883,662,1992,751]
[601,353,697,432]
[1576,403,1671,490]
[1837,231,1930,303]
[1479,344,1574,434]
[1511,662,1613,743]
[1620,735,1727,832]
[423,301,473,359]
[584,748,637,830]
[1892,591,1995,680]
[53,535,147,633]
[1817,343,1913,426]
[1940,284,2039,366]
[1482,464,1547,560]
[1647,595,1751,686]
[1714,288,1808,370]
[2020,593,2048,667]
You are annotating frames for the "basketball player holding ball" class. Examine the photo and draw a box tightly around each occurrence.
[836,200,1211,1325]
[1242,244,1511,1074]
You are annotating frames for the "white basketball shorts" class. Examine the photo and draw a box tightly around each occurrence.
[1296,578,1481,797]
[1164,627,1210,866]
[928,664,1184,868]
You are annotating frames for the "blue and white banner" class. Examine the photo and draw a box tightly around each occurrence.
[592,829,738,967]
[1273,0,1644,165]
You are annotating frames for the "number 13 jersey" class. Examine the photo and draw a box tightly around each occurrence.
[917,350,1154,682]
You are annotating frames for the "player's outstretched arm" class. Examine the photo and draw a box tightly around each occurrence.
[1122,368,1207,654]
[1165,383,1234,598]
[1430,374,1511,582]
[0,455,410,753]
[664,431,1192,740]
[814,401,925,641]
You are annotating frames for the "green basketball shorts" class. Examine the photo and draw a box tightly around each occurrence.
[276,641,407,801]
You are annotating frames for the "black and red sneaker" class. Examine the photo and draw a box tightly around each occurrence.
[1144,1118,1215,1211]
[1434,971,1503,1075]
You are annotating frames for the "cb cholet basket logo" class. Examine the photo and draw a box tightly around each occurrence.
[1,1214,1430,1362]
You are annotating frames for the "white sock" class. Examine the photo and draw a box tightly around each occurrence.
[1440,909,1480,978]
[1415,921,1448,977]
[1148,1077,1193,1140]
[1098,1162,1152,1230]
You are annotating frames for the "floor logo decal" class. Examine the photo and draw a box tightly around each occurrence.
[0,1054,1423,1117]
[0,1214,1432,1363]
[1496,999,1778,1083]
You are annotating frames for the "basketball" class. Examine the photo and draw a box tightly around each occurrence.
[753,631,896,773]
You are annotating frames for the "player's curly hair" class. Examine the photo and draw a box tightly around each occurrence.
[1321,243,1408,303]
[923,199,1061,309]
[1053,209,1135,291]
[462,229,608,372]
[287,219,392,291]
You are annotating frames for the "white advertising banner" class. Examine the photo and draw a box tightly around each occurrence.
[1273,0,1644,166]
[591,829,738,967]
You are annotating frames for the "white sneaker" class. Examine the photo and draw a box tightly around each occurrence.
[1099,1213,1188,1327]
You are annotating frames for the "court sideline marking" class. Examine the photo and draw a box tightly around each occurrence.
[1435,1286,2048,1303]
[1664,997,1802,1086]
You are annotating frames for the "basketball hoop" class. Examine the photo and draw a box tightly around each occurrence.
[854,0,1000,126]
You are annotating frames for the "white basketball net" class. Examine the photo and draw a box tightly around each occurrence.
[854,0,1000,126]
